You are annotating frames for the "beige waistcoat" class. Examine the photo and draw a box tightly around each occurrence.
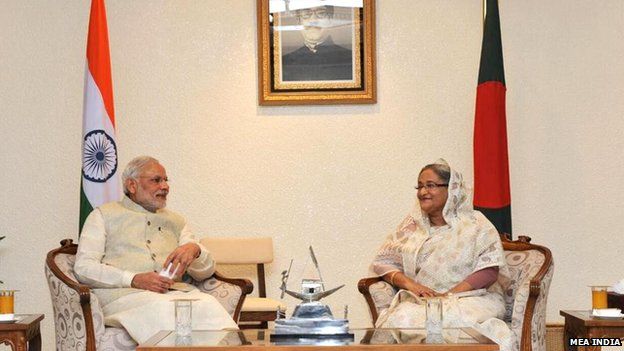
[93,196,186,306]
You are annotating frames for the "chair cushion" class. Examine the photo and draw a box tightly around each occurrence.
[369,280,398,316]
[45,264,89,350]
[194,277,243,316]
[242,297,286,312]
[502,249,554,351]
[503,250,546,322]
[54,253,79,283]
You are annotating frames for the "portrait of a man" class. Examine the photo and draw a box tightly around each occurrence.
[281,5,354,82]
[259,0,375,104]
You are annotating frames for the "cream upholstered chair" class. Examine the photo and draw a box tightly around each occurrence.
[201,237,285,329]
[358,235,554,351]
[45,239,252,351]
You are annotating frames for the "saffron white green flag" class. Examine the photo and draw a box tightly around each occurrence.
[80,0,120,233]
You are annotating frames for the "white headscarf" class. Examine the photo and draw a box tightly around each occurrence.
[409,158,474,231]
[388,158,477,255]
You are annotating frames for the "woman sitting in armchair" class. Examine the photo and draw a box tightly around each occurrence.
[370,159,512,350]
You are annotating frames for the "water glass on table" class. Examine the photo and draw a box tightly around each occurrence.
[175,300,193,337]
[425,297,444,343]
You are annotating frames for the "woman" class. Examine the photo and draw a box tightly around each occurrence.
[370,159,512,350]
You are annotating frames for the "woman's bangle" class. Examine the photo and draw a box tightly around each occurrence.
[388,271,399,286]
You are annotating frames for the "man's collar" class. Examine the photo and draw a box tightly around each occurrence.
[304,36,334,53]
[122,195,154,214]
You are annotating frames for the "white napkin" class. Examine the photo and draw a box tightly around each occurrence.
[592,308,622,317]
[613,279,624,294]
[0,313,14,321]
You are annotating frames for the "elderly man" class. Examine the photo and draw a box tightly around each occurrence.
[75,156,237,343]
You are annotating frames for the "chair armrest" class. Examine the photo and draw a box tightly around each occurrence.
[194,270,253,323]
[501,235,554,351]
[526,262,554,351]
[45,239,101,351]
[358,276,397,325]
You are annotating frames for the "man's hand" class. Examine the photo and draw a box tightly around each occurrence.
[163,243,201,279]
[131,272,174,293]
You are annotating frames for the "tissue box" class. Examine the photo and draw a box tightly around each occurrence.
[607,292,624,310]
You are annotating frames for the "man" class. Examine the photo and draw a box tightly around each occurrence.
[75,156,237,343]
[281,5,353,82]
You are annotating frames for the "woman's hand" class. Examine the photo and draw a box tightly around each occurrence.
[383,271,437,297]
[405,280,437,297]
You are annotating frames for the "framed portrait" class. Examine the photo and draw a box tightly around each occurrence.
[257,0,376,105]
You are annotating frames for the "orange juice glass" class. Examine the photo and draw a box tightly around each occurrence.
[590,286,609,309]
[0,290,15,314]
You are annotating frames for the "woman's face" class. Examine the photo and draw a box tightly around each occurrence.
[417,169,449,217]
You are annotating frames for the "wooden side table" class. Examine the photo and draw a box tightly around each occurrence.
[560,310,624,351]
[0,314,44,351]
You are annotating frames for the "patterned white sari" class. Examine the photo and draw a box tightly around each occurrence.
[370,160,512,350]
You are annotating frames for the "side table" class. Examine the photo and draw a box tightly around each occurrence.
[0,314,44,351]
[560,310,624,351]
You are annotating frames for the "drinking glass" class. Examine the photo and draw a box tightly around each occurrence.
[0,290,15,316]
[591,286,609,309]
[175,335,193,346]
[175,300,193,337]
[425,297,443,343]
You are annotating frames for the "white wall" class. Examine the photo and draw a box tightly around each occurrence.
[1,1,623,349]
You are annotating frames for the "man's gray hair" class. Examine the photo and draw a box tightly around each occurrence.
[122,156,160,195]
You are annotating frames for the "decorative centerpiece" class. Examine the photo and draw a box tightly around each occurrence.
[271,247,352,341]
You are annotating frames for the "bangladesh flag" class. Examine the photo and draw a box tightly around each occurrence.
[473,0,512,236]
[80,0,120,233]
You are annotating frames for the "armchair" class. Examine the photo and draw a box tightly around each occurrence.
[358,235,554,351]
[45,239,252,351]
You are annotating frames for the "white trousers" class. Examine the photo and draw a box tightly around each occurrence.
[102,288,238,343]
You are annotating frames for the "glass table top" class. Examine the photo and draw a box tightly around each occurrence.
[147,328,494,347]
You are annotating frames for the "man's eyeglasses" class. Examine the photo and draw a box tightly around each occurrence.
[298,8,330,20]
[414,183,448,191]
[139,176,169,185]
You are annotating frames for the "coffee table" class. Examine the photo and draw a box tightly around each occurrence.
[138,328,498,350]
[560,310,624,351]
[0,314,44,351]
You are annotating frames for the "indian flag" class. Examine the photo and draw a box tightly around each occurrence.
[79,0,120,233]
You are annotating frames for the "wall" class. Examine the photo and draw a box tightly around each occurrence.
[1,1,623,349]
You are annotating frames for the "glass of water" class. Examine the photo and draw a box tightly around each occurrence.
[425,297,443,343]
[175,300,193,337]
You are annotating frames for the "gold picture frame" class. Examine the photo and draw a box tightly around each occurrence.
[257,0,376,105]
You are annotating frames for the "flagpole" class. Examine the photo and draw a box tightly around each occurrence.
[482,0,486,22]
